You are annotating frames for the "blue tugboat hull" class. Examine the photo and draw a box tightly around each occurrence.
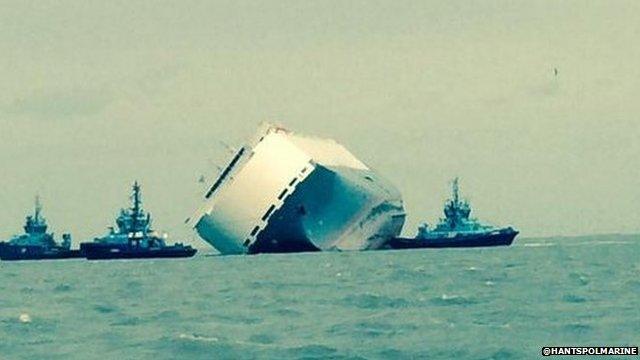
[80,243,197,260]
[383,229,518,249]
[0,243,82,261]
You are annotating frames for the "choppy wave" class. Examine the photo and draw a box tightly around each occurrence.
[0,235,638,359]
[178,333,220,343]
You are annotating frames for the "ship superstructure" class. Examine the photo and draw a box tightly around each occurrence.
[418,177,493,237]
[190,123,406,254]
[94,182,158,246]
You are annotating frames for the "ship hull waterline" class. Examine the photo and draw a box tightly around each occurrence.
[383,230,518,250]
[80,243,197,260]
[0,243,83,261]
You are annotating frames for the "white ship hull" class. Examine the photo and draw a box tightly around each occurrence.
[190,124,405,255]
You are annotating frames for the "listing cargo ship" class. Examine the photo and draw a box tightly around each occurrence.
[0,197,81,261]
[189,123,406,255]
[80,182,196,260]
[383,178,518,249]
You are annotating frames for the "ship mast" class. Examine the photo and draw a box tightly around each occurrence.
[24,195,47,235]
[452,177,460,206]
[132,182,141,217]
[131,181,141,235]
[34,195,42,222]
[444,177,462,230]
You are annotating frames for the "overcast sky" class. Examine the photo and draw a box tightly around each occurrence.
[1,1,639,246]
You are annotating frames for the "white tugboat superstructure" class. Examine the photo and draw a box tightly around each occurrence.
[190,124,406,254]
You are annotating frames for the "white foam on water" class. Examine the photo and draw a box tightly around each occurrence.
[178,333,219,342]
[522,242,556,247]
[18,313,31,323]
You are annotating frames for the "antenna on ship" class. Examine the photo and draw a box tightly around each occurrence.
[452,177,460,206]
[34,195,42,221]
[24,194,47,234]
[132,181,141,215]
[131,181,142,237]
[444,177,463,230]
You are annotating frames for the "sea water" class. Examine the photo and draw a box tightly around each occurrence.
[0,235,638,359]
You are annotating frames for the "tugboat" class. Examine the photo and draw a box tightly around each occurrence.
[0,197,82,261]
[384,178,518,249]
[80,182,197,260]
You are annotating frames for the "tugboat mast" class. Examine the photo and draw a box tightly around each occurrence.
[34,195,42,222]
[131,181,141,228]
[452,177,460,206]
[443,177,471,230]
[24,195,48,235]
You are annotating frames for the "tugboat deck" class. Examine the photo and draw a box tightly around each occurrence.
[386,229,518,249]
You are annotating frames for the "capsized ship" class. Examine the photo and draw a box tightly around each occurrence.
[384,178,518,249]
[189,123,406,254]
[0,197,81,261]
[80,182,196,260]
